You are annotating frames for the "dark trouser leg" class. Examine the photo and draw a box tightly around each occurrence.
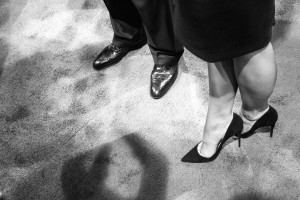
[130,0,183,99]
[131,0,183,65]
[103,0,146,47]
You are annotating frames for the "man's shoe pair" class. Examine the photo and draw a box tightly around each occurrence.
[93,43,178,99]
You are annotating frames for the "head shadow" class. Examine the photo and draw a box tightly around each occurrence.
[61,133,169,200]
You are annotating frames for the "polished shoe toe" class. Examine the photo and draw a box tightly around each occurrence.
[93,44,130,70]
[181,144,202,163]
[150,64,178,99]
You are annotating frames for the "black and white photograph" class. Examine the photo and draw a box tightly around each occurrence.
[0,0,299,199]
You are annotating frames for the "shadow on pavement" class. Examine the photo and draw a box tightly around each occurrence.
[0,42,106,198]
[229,190,281,200]
[67,0,102,10]
[0,0,9,27]
[61,133,169,200]
[0,38,8,76]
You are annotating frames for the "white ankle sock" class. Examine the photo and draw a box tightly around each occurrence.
[240,106,270,134]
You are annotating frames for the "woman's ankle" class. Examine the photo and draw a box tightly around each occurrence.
[241,106,269,121]
[240,106,269,133]
[203,113,233,141]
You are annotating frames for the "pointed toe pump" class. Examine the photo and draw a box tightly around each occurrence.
[241,105,278,139]
[181,113,243,163]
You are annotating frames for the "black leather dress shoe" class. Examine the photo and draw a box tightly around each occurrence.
[150,64,178,99]
[93,41,146,70]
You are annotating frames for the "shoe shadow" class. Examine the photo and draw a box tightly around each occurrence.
[229,190,281,200]
[61,133,169,200]
[67,0,102,10]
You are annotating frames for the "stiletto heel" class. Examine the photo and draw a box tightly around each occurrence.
[240,105,278,139]
[238,130,241,147]
[270,124,275,137]
[181,113,243,163]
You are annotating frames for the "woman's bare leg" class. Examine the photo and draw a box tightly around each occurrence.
[199,60,238,157]
[234,42,277,133]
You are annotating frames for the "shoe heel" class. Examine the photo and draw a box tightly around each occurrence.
[238,130,241,147]
[270,124,275,137]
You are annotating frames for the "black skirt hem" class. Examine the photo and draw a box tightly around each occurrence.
[182,37,272,63]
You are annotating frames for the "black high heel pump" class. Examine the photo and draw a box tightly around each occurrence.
[181,113,243,163]
[240,105,278,138]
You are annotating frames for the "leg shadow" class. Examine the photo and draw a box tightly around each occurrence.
[61,133,169,200]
